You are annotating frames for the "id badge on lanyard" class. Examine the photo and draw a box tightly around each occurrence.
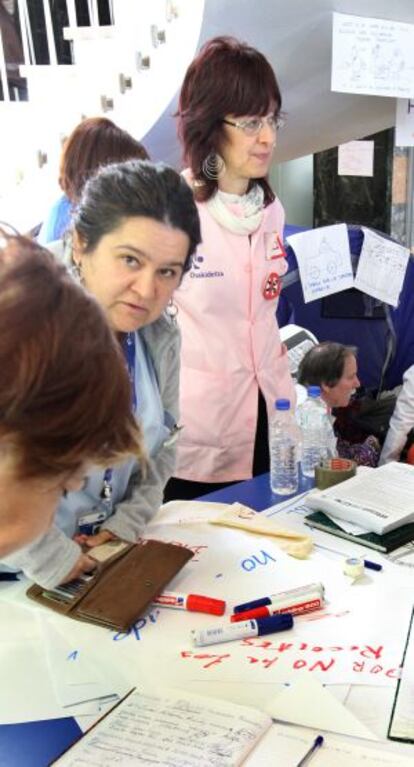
[78,508,108,536]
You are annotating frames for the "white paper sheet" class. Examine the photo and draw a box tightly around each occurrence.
[244,723,414,766]
[0,632,100,724]
[331,12,414,98]
[287,224,353,303]
[354,228,410,307]
[338,140,374,177]
[396,98,414,147]
[41,619,127,708]
[266,673,377,740]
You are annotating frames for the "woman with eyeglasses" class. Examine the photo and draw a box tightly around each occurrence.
[164,36,295,501]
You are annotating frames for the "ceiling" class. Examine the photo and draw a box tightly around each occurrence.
[144,0,414,167]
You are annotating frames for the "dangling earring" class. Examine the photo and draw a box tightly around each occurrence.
[70,259,83,283]
[166,297,178,318]
[201,152,226,181]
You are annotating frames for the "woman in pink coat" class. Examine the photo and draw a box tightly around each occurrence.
[165,36,295,500]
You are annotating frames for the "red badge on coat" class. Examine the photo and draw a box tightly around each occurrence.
[262,272,282,300]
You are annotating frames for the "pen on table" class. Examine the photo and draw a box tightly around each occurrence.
[233,582,324,613]
[231,590,324,622]
[153,591,226,615]
[191,613,293,647]
[296,734,324,766]
[364,559,382,572]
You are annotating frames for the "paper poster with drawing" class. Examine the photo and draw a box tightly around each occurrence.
[331,12,414,98]
[286,224,353,304]
[354,228,410,307]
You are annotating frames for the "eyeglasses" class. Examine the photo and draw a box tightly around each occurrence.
[222,114,285,136]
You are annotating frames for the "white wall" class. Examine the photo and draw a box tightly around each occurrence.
[270,155,314,228]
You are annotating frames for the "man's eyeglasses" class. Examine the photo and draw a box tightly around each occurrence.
[222,114,285,136]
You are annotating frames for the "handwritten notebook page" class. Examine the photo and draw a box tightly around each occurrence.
[52,688,272,766]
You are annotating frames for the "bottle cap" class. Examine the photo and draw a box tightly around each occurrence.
[307,385,321,397]
[275,398,290,410]
[256,613,294,635]
[186,595,226,615]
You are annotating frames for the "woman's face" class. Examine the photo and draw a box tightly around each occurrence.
[322,354,360,408]
[218,107,277,194]
[0,464,87,558]
[74,217,189,333]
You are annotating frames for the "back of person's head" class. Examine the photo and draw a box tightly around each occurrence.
[0,230,143,480]
[298,342,357,389]
[177,35,281,203]
[73,159,201,272]
[59,117,149,202]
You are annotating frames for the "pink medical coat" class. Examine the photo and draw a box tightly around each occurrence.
[174,193,295,482]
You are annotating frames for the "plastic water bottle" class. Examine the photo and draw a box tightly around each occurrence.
[269,399,301,495]
[297,385,335,478]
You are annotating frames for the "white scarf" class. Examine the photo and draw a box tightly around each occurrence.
[206,184,265,235]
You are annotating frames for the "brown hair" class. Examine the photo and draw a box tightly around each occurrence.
[177,36,282,204]
[59,117,149,202]
[0,231,144,480]
[298,342,358,389]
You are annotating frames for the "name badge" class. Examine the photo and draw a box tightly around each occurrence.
[265,233,287,261]
[78,509,107,536]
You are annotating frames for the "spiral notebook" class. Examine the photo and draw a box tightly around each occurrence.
[51,687,272,766]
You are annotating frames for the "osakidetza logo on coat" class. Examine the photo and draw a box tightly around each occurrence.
[190,253,224,279]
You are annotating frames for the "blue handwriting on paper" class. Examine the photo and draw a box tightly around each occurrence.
[67,650,79,660]
[112,610,159,642]
[241,550,276,572]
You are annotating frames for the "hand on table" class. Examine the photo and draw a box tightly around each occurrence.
[73,529,116,548]
[60,553,97,584]
[81,529,116,548]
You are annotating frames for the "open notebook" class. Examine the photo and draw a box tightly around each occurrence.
[388,606,414,743]
[51,688,272,766]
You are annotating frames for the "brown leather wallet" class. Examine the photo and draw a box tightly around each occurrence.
[26,538,193,632]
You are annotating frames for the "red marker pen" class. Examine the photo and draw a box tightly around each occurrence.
[231,593,324,622]
[153,591,226,616]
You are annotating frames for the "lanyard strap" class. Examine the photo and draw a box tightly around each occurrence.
[100,333,137,506]
[123,332,137,412]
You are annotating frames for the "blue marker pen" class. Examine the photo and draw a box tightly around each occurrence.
[233,582,324,613]
[191,613,293,647]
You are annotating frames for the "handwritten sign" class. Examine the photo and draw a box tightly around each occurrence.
[180,637,401,686]
[286,224,353,304]
[332,12,414,97]
[354,227,410,306]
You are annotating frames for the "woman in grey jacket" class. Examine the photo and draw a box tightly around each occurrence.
[3,160,201,588]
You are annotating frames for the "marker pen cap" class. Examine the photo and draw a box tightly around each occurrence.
[364,560,382,572]
[186,595,226,615]
[233,597,271,613]
[231,606,269,622]
[256,613,294,635]
[231,596,323,623]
